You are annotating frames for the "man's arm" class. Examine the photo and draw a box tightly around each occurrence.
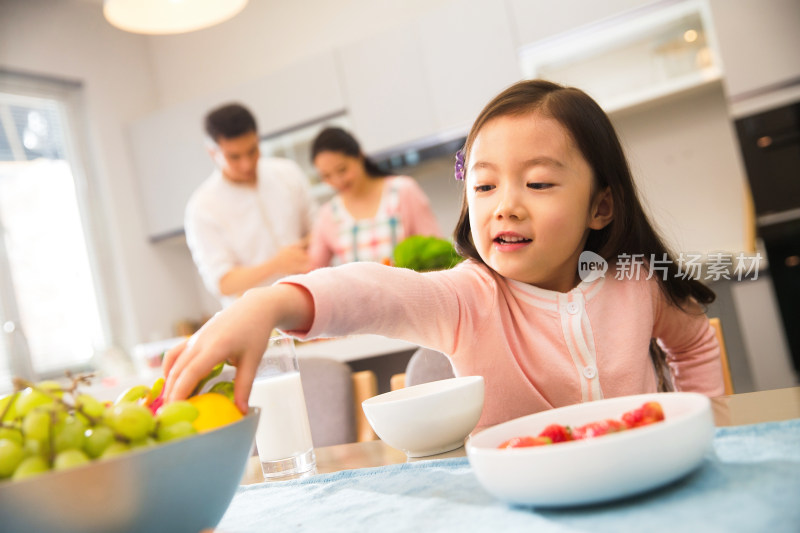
[218,242,310,297]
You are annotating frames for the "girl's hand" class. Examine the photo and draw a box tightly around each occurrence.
[163,289,274,412]
[162,284,315,413]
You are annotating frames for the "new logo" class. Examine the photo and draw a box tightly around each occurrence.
[578,251,607,282]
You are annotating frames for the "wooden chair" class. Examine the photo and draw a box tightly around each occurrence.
[709,317,734,395]
[390,373,406,391]
[351,370,378,441]
[298,358,378,445]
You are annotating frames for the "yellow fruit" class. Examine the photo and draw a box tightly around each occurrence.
[186,393,243,433]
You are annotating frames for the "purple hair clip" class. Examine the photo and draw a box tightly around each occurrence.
[454,148,465,181]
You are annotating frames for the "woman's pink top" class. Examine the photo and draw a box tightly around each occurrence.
[308,176,441,268]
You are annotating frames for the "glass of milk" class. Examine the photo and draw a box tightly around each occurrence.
[249,335,316,480]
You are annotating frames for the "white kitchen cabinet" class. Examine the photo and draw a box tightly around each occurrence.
[707,0,800,101]
[506,0,653,46]
[518,0,722,115]
[335,22,438,155]
[128,52,346,239]
[128,101,211,239]
[417,0,521,135]
[337,0,520,154]
[227,51,346,137]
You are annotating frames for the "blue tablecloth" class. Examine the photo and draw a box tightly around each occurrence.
[218,419,800,532]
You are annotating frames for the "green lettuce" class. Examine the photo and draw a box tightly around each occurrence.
[393,236,464,272]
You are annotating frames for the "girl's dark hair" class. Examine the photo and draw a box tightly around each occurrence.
[204,103,257,142]
[311,127,390,178]
[453,79,714,390]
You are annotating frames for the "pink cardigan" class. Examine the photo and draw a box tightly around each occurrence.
[282,260,723,430]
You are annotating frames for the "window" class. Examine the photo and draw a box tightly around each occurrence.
[0,71,111,391]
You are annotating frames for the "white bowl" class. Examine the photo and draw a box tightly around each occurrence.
[362,376,484,457]
[466,392,714,507]
[0,408,259,533]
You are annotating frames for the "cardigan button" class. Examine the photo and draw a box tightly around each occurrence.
[566,302,580,315]
[583,366,597,379]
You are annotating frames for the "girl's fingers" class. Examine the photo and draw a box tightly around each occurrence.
[232,353,259,414]
[163,336,206,401]
[167,350,219,402]
[161,338,189,378]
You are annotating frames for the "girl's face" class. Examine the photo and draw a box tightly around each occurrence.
[466,112,612,292]
[314,151,368,196]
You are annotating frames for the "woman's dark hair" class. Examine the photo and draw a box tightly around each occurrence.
[311,127,390,178]
[204,103,257,143]
[453,79,714,390]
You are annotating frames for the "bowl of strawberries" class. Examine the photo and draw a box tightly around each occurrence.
[466,392,714,507]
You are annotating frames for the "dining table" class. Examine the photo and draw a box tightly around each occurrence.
[219,387,800,532]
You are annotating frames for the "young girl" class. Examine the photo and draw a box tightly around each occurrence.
[307,127,441,268]
[164,80,723,431]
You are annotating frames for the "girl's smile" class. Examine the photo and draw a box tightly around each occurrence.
[493,231,532,252]
[467,111,613,292]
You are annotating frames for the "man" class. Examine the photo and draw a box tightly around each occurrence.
[185,103,316,307]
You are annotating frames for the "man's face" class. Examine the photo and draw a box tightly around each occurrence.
[211,131,260,185]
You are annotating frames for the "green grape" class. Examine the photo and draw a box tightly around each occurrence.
[75,393,105,422]
[39,402,68,424]
[144,377,165,406]
[22,409,51,442]
[12,455,50,480]
[209,381,235,402]
[53,449,90,471]
[0,425,23,446]
[83,425,115,458]
[0,392,19,422]
[106,403,155,441]
[192,362,224,395]
[156,420,196,442]
[0,438,25,478]
[155,401,199,427]
[130,436,157,448]
[0,376,216,483]
[36,380,65,399]
[54,416,87,453]
[99,441,130,459]
[114,384,150,405]
[23,437,49,458]
[14,387,54,418]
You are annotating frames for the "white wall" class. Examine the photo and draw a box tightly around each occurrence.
[0,0,206,348]
[145,0,452,109]
[612,83,749,255]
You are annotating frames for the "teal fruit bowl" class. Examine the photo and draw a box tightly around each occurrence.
[0,408,259,533]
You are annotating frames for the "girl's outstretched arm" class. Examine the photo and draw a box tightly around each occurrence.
[162,283,314,413]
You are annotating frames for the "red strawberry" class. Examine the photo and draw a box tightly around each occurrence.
[498,436,553,449]
[538,424,573,443]
[640,401,665,425]
[622,406,644,429]
[573,419,626,440]
[622,401,665,428]
[146,389,164,415]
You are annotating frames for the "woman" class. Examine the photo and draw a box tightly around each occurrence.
[308,127,441,268]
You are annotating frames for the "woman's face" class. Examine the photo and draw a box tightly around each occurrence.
[466,111,612,292]
[313,151,367,195]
